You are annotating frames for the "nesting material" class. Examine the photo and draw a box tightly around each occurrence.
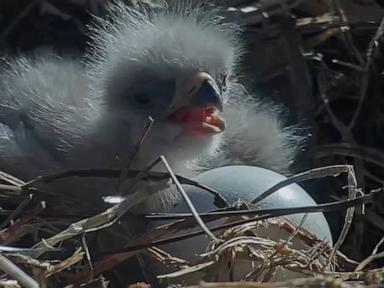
[145,166,333,285]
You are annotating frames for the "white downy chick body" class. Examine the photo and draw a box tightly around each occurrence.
[0,2,304,213]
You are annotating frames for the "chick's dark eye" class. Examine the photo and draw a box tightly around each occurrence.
[217,72,228,93]
[133,93,152,107]
[222,75,227,92]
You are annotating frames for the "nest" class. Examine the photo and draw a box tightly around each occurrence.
[0,0,384,287]
[0,159,380,287]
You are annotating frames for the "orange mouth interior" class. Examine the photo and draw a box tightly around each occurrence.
[167,107,226,136]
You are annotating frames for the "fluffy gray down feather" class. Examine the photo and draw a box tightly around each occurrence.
[0,1,305,213]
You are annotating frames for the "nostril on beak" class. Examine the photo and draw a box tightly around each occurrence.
[191,79,223,111]
[188,85,198,94]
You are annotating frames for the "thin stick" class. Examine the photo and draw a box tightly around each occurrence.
[353,234,384,271]
[100,192,374,256]
[0,254,39,288]
[0,0,39,44]
[0,189,374,222]
[120,157,162,197]
[349,16,384,129]
[251,165,350,204]
[371,235,384,256]
[0,194,33,230]
[331,59,365,72]
[329,0,365,65]
[269,214,308,259]
[316,143,384,169]
[31,157,164,258]
[323,166,358,270]
[0,184,23,195]
[355,251,384,272]
[24,169,229,208]
[117,117,154,194]
[82,234,94,281]
[159,156,220,244]
[145,191,375,221]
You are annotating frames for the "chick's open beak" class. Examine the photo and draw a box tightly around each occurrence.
[167,72,226,136]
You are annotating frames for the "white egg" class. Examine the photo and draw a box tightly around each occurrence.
[144,166,333,285]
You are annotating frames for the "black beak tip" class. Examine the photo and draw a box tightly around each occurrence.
[191,79,223,111]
